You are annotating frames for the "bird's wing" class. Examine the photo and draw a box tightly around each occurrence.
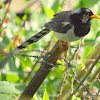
[45,11,73,33]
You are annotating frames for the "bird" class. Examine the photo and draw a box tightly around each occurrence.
[0,8,100,69]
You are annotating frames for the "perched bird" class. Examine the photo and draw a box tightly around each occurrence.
[0,8,100,69]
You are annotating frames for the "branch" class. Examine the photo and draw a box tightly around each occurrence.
[77,67,100,97]
[0,0,12,27]
[18,41,67,100]
[67,54,100,100]
[59,42,100,100]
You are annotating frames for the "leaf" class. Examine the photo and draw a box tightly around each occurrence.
[81,0,99,8]
[81,64,86,70]
[22,14,27,21]
[75,0,99,8]
[6,73,20,82]
[0,36,9,50]
[16,16,21,26]
[52,0,60,12]
[0,94,15,100]
[43,5,55,18]
[0,81,20,96]
[72,95,81,100]
[43,89,49,100]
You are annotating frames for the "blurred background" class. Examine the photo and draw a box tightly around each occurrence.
[0,0,100,100]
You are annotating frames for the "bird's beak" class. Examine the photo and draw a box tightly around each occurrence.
[90,14,100,19]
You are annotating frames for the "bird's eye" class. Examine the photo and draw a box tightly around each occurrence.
[89,12,93,16]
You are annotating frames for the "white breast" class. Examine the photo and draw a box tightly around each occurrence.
[54,27,83,42]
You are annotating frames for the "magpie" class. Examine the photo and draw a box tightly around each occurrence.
[0,8,100,69]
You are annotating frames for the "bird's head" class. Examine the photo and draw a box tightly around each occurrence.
[70,8,100,24]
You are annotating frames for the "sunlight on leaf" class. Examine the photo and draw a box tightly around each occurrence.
[72,95,81,100]
[0,94,15,100]
[43,5,55,18]
[0,81,20,95]
[81,64,86,70]
[43,89,49,100]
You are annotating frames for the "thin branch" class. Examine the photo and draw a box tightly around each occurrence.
[77,67,100,97]
[70,42,80,61]
[57,68,68,99]
[56,42,100,100]
[19,49,44,53]
[23,40,53,82]
[24,60,39,82]
[0,0,12,27]
[67,54,100,100]
[15,53,42,59]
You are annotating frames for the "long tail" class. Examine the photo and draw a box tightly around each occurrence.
[0,28,50,70]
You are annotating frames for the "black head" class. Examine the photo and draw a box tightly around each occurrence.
[79,8,93,17]
[70,8,94,24]
[69,8,94,37]
[69,8,100,37]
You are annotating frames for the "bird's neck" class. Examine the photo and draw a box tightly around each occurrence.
[69,13,91,25]
[69,14,91,37]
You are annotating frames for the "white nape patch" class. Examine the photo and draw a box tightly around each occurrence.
[72,8,81,14]
[62,22,70,26]
[55,26,83,42]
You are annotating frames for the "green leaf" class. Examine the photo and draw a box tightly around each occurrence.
[81,64,86,70]
[81,0,99,8]
[0,36,9,50]
[72,95,81,100]
[6,73,20,82]
[52,0,60,12]
[22,14,27,21]
[43,89,49,100]
[75,0,99,8]
[0,94,15,100]
[0,81,20,96]
[43,5,55,18]
[16,16,21,26]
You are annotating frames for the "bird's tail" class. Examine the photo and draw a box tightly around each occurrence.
[0,28,50,69]
[0,52,13,70]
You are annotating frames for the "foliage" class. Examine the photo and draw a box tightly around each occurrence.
[0,0,100,100]
[0,81,20,100]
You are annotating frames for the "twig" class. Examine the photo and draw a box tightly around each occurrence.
[69,42,80,61]
[77,67,100,97]
[18,49,44,53]
[57,42,80,99]
[67,54,100,100]
[23,39,53,82]
[57,68,68,99]
[24,60,39,82]
[15,53,43,59]
[0,0,12,27]
[57,42,100,100]
[61,57,93,100]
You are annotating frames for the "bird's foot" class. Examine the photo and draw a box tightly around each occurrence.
[58,40,69,51]
[58,40,70,58]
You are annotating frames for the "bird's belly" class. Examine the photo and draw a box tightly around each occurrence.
[55,27,83,42]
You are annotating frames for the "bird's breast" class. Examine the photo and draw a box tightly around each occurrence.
[55,26,83,42]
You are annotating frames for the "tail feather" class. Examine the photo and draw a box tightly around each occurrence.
[0,52,13,70]
[17,28,50,50]
[0,28,50,69]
